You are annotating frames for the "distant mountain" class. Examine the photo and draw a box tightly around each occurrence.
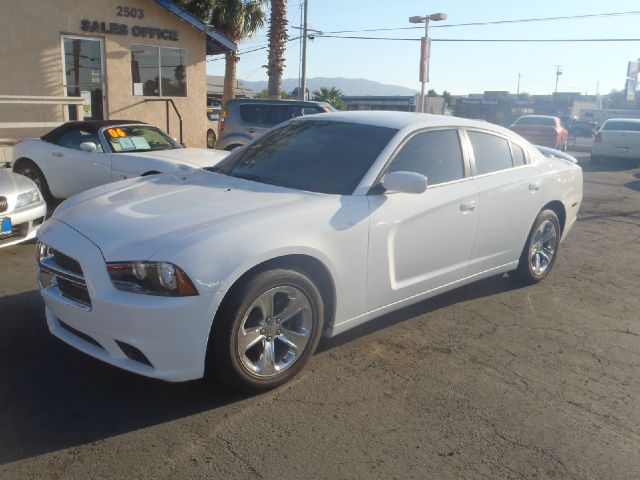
[241,77,418,96]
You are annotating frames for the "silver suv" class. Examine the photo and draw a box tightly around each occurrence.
[216,99,334,150]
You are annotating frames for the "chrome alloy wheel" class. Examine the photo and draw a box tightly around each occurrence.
[236,285,313,378]
[529,219,558,275]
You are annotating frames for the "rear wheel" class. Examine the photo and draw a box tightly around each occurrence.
[206,129,216,149]
[14,160,53,203]
[209,268,324,392]
[513,210,561,284]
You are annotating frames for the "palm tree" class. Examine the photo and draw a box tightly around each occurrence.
[177,0,267,108]
[312,87,346,110]
[267,0,288,98]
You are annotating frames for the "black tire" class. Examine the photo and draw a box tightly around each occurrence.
[14,160,53,204]
[513,209,561,284]
[206,129,216,149]
[209,268,325,393]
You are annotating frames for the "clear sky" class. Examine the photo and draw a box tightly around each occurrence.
[206,1,640,96]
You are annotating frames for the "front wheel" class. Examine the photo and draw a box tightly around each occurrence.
[513,210,561,284]
[209,268,325,392]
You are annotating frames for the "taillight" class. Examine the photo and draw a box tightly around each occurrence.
[594,131,602,143]
[219,108,227,131]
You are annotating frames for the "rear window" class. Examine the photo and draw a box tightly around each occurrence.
[602,120,640,132]
[515,117,556,126]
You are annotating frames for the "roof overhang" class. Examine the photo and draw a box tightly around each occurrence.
[153,0,237,55]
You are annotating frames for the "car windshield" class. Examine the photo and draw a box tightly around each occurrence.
[212,120,398,195]
[515,117,556,126]
[103,125,182,153]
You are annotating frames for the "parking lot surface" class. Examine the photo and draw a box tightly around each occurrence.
[1,152,639,479]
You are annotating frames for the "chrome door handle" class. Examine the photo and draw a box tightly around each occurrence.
[247,128,256,133]
[50,152,64,157]
[460,201,476,213]
[529,182,540,192]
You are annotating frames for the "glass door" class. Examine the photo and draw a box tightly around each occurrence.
[62,36,105,120]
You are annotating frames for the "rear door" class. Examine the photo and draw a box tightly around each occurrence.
[365,128,479,311]
[465,130,543,276]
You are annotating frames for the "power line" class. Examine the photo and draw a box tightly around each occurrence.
[206,36,301,62]
[317,35,640,42]
[312,10,640,34]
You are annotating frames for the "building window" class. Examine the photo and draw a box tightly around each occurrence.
[131,45,186,97]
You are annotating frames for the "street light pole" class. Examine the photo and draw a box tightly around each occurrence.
[410,12,447,113]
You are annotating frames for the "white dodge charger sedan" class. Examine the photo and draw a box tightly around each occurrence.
[13,121,229,202]
[35,112,583,392]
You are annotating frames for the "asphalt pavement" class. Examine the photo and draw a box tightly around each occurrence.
[1,151,639,479]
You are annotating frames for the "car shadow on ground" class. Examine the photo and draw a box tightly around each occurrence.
[0,274,523,464]
[0,290,246,464]
[319,273,522,353]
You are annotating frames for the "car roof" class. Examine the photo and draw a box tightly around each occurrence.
[227,98,328,106]
[603,117,640,123]
[516,115,557,119]
[41,120,147,144]
[293,110,512,134]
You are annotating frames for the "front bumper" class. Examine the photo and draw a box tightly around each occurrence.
[0,201,46,248]
[37,219,226,382]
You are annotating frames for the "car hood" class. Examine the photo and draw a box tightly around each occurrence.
[124,147,229,168]
[53,170,320,260]
[0,171,38,198]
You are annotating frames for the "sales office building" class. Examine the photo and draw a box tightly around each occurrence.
[0,0,235,148]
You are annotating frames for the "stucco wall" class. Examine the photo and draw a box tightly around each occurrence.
[0,0,208,147]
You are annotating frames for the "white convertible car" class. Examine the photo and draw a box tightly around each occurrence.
[13,121,229,202]
[35,112,583,392]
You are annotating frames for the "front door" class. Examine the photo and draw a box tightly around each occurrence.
[365,129,479,312]
[62,36,106,120]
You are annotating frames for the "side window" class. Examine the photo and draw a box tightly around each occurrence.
[511,143,526,166]
[388,130,465,185]
[302,106,322,115]
[57,130,103,152]
[467,131,512,175]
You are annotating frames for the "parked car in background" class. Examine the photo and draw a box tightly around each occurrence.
[509,115,569,150]
[0,170,47,248]
[558,115,596,138]
[591,118,640,165]
[13,121,229,202]
[206,107,221,149]
[36,111,582,392]
[216,99,335,150]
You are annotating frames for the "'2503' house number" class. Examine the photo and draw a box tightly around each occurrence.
[80,6,179,41]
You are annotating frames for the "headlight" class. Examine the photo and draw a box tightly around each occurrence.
[15,189,41,209]
[107,262,199,296]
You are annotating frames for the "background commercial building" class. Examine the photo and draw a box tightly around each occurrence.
[0,0,234,153]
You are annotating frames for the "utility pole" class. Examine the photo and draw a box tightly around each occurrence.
[517,73,521,96]
[554,65,562,94]
[300,0,309,100]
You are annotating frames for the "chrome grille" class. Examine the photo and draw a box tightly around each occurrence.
[37,243,92,310]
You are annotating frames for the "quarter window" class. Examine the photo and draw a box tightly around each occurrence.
[131,45,187,96]
[511,143,526,166]
[388,130,465,185]
[468,131,513,175]
[239,104,298,125]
